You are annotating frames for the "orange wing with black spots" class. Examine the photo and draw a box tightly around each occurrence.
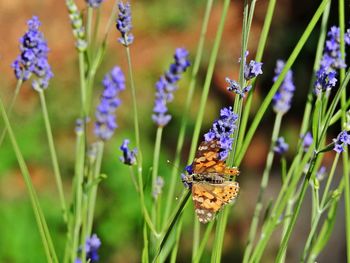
[192,181,239,223]
[184,139,240,223]
[191,140,239,177]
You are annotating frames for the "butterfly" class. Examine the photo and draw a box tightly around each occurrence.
[183,139,240,223]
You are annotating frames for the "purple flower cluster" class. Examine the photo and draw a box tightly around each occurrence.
[272,60,295,114]
[204,106,238,160]
[274,137,289,155]
[86,0,104,8]
[12,16,53,90]
[226,51,263,97]
[94,67,125,141]
[226,78,252,98]
[75,234,101,263]
[152,48,190,127]
[314,69,337,94]
[244,60,263,80]
[116,1,134,46]
[333,130,350,153]
[119,139,137,165]
[320,26,346,69]
[315,26,350,94]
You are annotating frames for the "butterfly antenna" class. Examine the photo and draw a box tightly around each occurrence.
[166,160,183,174]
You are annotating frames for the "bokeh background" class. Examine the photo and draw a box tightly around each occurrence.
[0,0,349,262]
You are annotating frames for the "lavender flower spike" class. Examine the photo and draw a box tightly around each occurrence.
[204,106,238,160]
[76,234,101,263]
[152,48,190,127]
[116,1,134,46]
[244,60,263,80]
[86,0,104,8]
[94,66,125,141]
[272,60,296,114]
[12,16,53,90]
[120,139,137,165]
[314,25,350,94]
[274,137,289,155]
[333,130,350,154]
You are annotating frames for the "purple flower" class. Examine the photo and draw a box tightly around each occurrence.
[314,25,350,94]
[314,67,337,94]
[302,132,313,152]
[345,29,350,45]
[76,234,101,262]
[119,139,137,165]
[94,66,125,141]
[226,77,252,98]
[203,106,238,160]
[272,60,295,114]
[244,60,263,80]
[152,48,190,126]
[86,0,104,8]
[320,26,347,69]
[333,130,350,153]
[116,1,134,46]
[12,16,53,90]
[274,137,289,155]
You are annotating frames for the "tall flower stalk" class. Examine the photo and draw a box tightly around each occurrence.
[151,48,190,231]
[12,16,67,223]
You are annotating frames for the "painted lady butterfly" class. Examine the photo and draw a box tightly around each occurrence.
[183,140,240,223]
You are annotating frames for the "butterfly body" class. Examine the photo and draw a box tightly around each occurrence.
[184,140,240,223]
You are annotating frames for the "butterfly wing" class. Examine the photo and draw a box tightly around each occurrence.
[191,140,239,178]
[192,181,239,223]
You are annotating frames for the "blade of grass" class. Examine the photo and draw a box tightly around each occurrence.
[236,0,331,166]
[0,95,58,263]
[163,0,214,228]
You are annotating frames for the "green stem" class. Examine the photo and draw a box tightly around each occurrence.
[249,144,314,262]
[91,8,101,53]
[125,46,142,164]
[238,0,276,147]
[192,221,215,263]
[275,152,319,262]
[188,0,230,160]
[151,127,163,229]
[0,79,23,147]
[301,153,340,262]
[86,7,94,61]
[338,1,350,261]
[86,142,104,238]
[0,94,57,263]
[153,190,191,261]
[163,0,213,229]
[243,113,283,263]
[236,0,330,165]
[189,0,231,258]
[170,219,183,263]
[79,52,88,115]
[71,130,85,262]
[309,178,344,261]
[213,0,256,260]
[38,90,67,223]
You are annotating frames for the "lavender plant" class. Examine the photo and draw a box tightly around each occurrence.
[2,0,350,262]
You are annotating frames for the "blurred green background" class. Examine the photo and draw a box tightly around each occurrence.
[0,0,348,262]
